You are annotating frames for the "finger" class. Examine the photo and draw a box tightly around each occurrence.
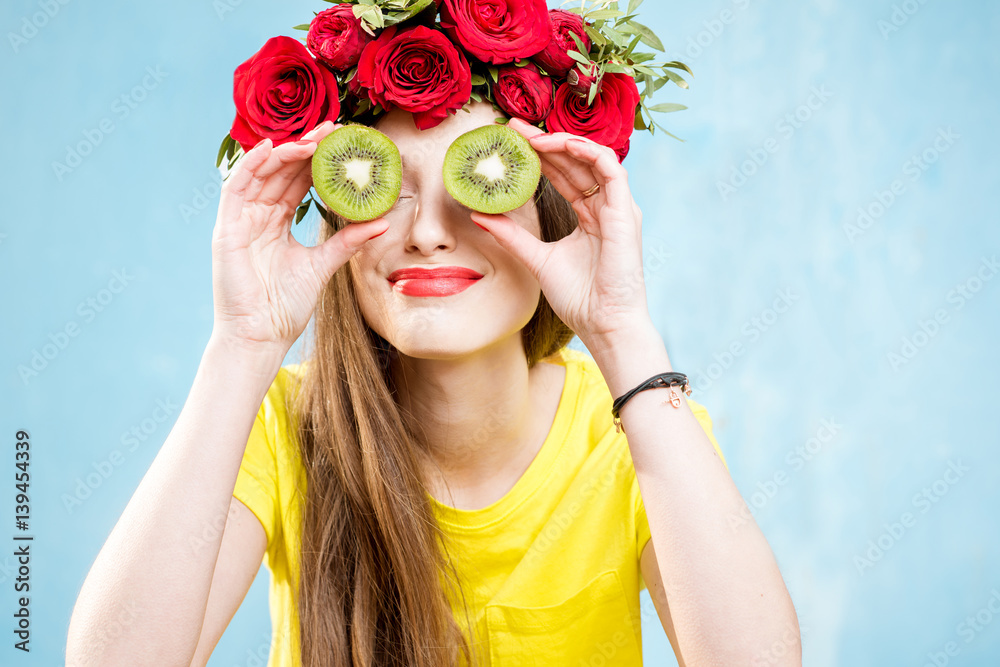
[526,133,603,193]
[468,211,553,282]
[275,166,316,226]
[216,138,273,231]
[248,121,341,204]
[309,218,390,284]
[562,137,633,212]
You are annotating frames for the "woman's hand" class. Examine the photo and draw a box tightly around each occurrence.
[469,117,651,346]
[211,121,390,355]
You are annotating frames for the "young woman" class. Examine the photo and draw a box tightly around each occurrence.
[66,99,799,666]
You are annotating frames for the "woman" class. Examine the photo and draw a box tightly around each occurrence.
[66,100,799,666]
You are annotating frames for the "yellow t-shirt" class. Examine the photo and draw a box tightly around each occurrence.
[233,346,727,666]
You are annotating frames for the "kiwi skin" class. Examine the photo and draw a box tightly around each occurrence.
[311,124,403,222]
[442,124,542,215]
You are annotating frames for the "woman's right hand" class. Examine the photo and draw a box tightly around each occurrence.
[210,121,389,356]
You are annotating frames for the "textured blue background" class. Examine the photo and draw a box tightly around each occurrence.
[2,0,999,664]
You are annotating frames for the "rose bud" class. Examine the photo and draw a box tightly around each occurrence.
[533,9,591,77]
[567,62,601,98]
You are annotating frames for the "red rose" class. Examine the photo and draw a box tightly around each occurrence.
[493,62,553,124]
[547,72,640,162]
[566,61,600,97]
[230,36,341,151]
[307,5,373,71]
[533,10,590,77]
[439,0,551,65]
[355,25,472,131]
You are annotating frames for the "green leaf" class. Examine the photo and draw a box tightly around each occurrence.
[626,0,644,14]
[587,79,600,105]
[629,52,655,63]
[586,9,623,19]
[648,102,687,113]
[216,134,232,169]
[661,68,689,89]
[622,20,664,52]
[514,58,529,67]
[495,117,510,124]
[662,60,694,77]
[470,73,487,86]
[651,119,683,142]
[633,64,655,76]
[567,49,591,66]
[488,66,499,83]
[470,91,483,102]
[583,26,606,48]
[570,31,589,54]
[294,202,309,225]
[634,105,648,131]
[623,34,643,57]
[292,23,311,31]
[603,62,630,74]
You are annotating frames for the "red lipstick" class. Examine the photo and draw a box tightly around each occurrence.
[387,266,484,297]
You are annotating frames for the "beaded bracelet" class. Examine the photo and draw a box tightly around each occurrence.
[611,372,692,434]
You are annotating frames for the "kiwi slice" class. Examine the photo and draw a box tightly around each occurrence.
[442,124,542,215]
[311,124,402,222]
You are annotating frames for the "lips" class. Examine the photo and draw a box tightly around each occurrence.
[387,266,484,298]
[387,266,484,282]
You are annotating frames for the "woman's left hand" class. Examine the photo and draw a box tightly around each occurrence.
[469,117,652,345]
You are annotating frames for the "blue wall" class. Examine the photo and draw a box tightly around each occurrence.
[2,0,998,664]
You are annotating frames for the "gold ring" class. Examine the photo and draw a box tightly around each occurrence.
[581,183,601,198]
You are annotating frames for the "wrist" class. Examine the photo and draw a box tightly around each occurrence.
[204,332,287,386]
[584,321,674,398]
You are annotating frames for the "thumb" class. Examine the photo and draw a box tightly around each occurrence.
[470,211,551,281]
[310,218,390,283]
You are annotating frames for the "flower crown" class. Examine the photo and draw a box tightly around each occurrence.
[217,0,690,221]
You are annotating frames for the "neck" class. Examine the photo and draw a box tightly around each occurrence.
[390,335,564,509]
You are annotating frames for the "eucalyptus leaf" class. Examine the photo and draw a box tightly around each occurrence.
[587,80,599,105]
[629,52,655,63]
[570,31,590,53]
[292,23,311,31]
[634,106,648,131]
[623,20,664,52]
[626,0,644,14]
[661,68,689,89]
[651,119,683,142]
[586,9,623,19]
[662,60,695,77]
[623,34,642,57]
[648,102,686,113]
[295,203,310,225]
[583,26,606,47]
[216,134,232,169]
[567,49,591,66]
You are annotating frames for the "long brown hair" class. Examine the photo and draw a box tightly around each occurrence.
[291,173,578,666]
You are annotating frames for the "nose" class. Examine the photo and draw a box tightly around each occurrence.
[403,191,464,255]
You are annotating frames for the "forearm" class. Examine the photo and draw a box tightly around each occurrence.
[586,321,800,665]
[66,335,283,666]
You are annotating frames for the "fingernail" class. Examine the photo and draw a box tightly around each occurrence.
[294,139,312,145]
[568,137,590,148]
[370,227,388,238]
[474,222,488,232]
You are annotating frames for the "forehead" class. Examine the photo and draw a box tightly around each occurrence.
[375,102,506,171]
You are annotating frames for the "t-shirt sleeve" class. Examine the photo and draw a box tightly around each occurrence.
[633,399,728,589]
[233,401,280,551]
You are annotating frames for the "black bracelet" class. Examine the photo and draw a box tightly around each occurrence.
[611,372,691,434]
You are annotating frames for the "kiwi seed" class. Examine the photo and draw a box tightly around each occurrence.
[442,124,542,215]
[311,124,402,222]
